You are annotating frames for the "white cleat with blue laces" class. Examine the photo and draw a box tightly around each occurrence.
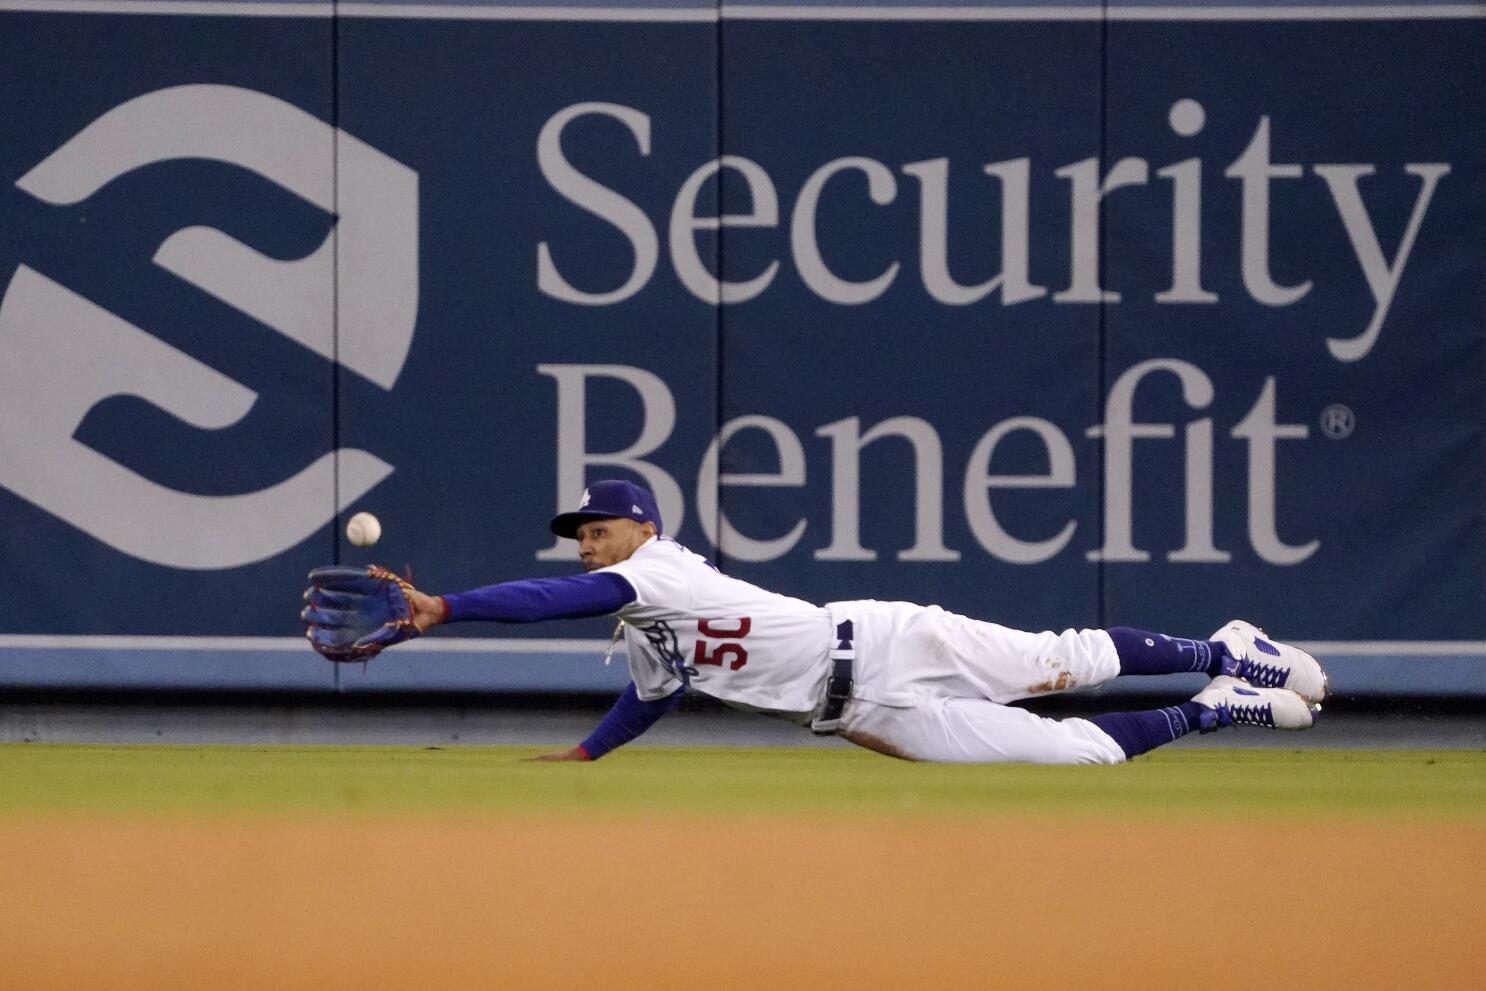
[1191,676,1320,732]
[1210,619,1329,704]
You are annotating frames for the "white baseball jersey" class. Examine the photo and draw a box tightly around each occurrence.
[598,536,1128,762]
[600,536,833,719]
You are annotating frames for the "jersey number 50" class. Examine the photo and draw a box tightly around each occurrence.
[693,618,752,671]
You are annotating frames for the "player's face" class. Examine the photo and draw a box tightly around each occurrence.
[575,518,653,571]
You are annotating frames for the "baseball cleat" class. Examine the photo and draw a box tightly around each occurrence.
[1210,619,1329,704]
[1191,675,1320,732]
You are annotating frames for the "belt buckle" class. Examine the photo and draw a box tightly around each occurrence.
[812,651,854,736]
[825,654,853,699]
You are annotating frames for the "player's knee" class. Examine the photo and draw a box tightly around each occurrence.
[1023,630,1120,695]
[1069,717,1129,765]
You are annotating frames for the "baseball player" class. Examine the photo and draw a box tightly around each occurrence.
[303,479,1327,764]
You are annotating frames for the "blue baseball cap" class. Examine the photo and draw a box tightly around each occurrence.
[549,479,664,539]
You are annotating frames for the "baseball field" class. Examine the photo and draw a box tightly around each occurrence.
[2,744,1481,991]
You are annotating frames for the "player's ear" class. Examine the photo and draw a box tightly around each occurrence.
[641,521,658,538]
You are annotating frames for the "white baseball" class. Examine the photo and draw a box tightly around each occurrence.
[345,511,382,547]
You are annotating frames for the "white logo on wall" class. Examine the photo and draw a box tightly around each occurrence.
[0,85,419,570]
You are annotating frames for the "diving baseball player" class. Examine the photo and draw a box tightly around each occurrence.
[302,479,1327,764]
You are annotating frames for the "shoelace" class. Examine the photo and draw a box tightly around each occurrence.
[1238,658,1286,688]
[1225,701,1276,728]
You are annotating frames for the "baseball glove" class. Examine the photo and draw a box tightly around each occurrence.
[301,565,423,662]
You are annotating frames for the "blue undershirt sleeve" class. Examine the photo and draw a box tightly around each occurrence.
[440,572,636,623]
[579,682,685,760]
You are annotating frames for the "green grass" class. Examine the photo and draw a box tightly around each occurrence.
[0,745,1481,820]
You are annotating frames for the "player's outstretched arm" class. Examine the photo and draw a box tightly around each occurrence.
[526,682,684,762]
[306,570,636,664]
[414,572,637,632]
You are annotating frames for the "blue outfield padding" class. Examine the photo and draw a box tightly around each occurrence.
[0,2,1482,696]
[0,640,1479,697]
[0,640,626,694]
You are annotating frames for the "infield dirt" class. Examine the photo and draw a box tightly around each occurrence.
[3,816,1480,991]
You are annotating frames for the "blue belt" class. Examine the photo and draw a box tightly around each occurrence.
[811,619,855,736]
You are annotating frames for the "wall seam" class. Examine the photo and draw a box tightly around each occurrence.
[1097,0,1111,630]
[331,2,343,692]
[712,0,727,572]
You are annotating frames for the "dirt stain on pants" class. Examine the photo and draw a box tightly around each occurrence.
[1027,669,1078,695]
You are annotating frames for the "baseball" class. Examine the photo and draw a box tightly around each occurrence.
[345,511,382,547]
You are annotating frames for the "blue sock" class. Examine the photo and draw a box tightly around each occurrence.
[1108,627,1227,676]
[1087,702,1209,759]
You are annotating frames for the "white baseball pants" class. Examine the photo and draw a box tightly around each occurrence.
[827,600,1127,764]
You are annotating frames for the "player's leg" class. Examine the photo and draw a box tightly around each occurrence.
[840,696,1127,764]
[844,603,1325,710]
[881,608,1274,705]
[1104,627,1226,677]
[1109,621,1328,703]
[1085,677,1318,759]
[888,608,1124,702]
[840,680,1318,765]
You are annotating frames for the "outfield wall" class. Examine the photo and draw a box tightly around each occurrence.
[0,0,1482,696]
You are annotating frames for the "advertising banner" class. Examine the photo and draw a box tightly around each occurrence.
[1,1,1481,692]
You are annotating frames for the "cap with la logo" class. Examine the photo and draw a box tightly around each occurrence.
[549,479,663,538]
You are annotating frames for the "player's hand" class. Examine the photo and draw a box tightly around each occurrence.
[302,565,423,662]
[525,747,592,762]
